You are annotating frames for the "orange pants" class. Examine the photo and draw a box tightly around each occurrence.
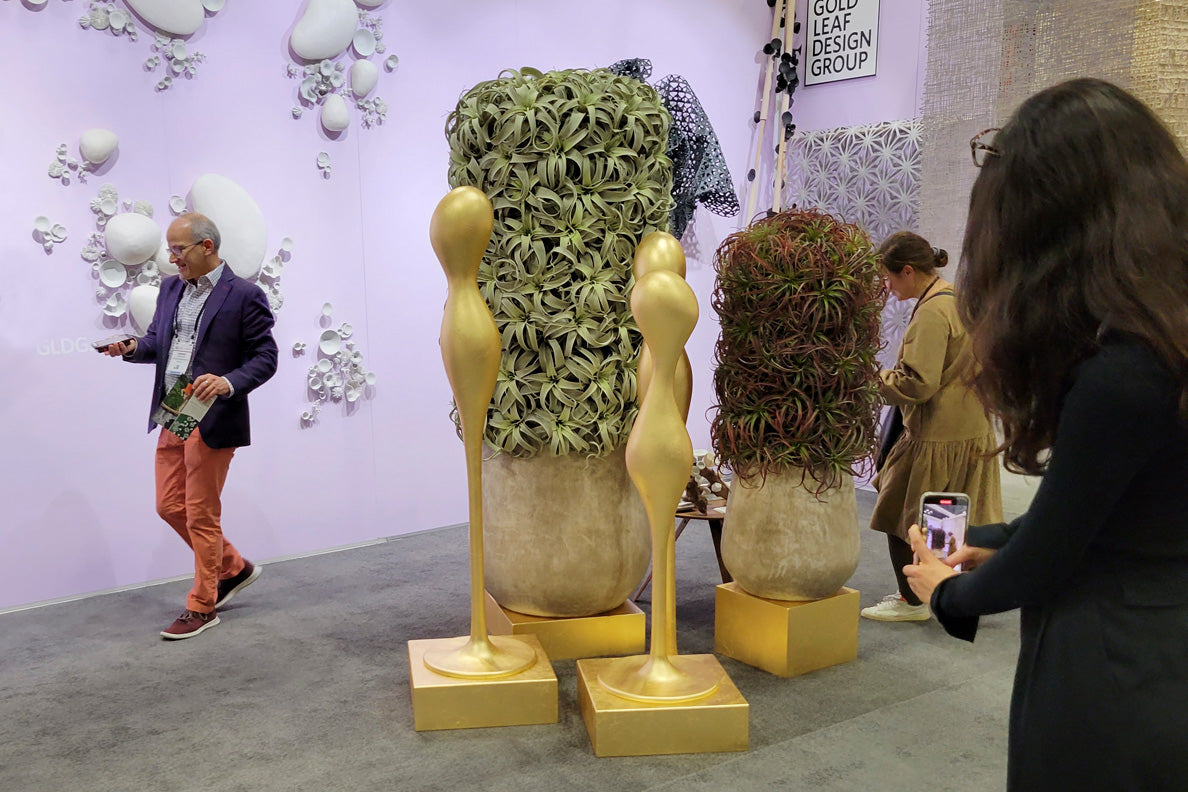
[155,428,245,613]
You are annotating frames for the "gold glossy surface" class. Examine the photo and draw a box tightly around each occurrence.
[577,656,749,757]
[424,186,536,679]
[422,634,537,679]
[484,591,646,660]
[634,232,692,421]
[599,266,719,701]
[597,653,720,703]
[633,231,687,279]
[714,583,859,678]
[409,636,558,731]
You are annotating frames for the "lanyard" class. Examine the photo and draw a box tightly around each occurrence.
[172,282,210,341]
[908,276,942,323]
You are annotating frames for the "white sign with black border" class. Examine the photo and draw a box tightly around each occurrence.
[805,0,880,86]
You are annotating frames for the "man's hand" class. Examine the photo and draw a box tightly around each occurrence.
[101,339,137,357]
[191,374,231,401]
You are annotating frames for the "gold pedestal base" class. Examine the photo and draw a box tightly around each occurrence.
[484,591,646,660]
[408,635,557,731]
[576,655,749,756]
[714,582,859,678]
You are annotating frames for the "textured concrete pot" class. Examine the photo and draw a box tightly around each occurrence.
[482,446,651,617]
[721,470,859,601]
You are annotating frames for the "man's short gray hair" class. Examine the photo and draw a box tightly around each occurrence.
[185,213,222,251]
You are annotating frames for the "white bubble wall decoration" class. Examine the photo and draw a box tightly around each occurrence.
[75,0,225,91]
[35,139,298,324]
[286,2,395,151]
[79,129,119,167]
[299,304,376,426]
[47,143,83,186]
[124,0,205,36]
[290,0,358,61]
[189,174,269,281]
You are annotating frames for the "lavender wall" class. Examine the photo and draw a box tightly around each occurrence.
[792,0,929,131]
[0,0,928,610]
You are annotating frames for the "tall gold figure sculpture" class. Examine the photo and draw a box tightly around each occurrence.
[634,231,694,425]
[632,231,691,657]
[423,186,536,678]
[597,267,721,702]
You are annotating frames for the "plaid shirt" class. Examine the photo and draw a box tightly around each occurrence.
[164,262,227,393]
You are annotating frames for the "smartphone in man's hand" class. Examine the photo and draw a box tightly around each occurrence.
[93,335,137,354]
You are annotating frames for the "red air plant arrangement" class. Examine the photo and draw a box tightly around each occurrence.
[710,208,885,493]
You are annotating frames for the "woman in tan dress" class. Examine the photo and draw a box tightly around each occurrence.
[862,231,1002,622]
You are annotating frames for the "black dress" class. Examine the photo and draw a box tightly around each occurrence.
[932,340,1188,791]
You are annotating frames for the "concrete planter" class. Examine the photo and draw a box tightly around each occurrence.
[482,446,651,617]
[721,470,859,601]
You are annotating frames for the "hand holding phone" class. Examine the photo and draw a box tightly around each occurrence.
[94,335,137,356]
[919,492,970,571]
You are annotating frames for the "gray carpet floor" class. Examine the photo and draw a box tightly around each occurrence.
[0,490,1020,792]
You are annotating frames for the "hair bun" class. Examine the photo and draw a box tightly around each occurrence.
[932,246,949,268]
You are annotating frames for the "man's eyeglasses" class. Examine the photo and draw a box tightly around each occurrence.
[970,128,1002,167]
[168,241,205,258]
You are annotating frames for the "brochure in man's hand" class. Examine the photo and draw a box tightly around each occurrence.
[151,375,214,440]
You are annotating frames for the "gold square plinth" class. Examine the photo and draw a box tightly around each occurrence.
[575,655,749,757]
[484,592,646,660]
[714,582,859,678]
[407,635,557,731]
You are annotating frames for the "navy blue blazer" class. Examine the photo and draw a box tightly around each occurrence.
[128,267,278,449]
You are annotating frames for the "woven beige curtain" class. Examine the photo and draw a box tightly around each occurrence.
[918,0,1188,276]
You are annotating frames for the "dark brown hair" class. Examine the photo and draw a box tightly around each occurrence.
[960,78,1188,474]
[878,231,948,275]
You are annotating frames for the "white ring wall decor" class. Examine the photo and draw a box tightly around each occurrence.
[299,303,376,425]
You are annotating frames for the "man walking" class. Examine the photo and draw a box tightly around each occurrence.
[103,213,277,639]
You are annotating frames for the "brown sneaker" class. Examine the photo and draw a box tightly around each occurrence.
[215,561,262,609]
[160,609,220,640]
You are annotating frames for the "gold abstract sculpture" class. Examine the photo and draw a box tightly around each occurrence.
[423,186,536,678]
[597,267,721,702]
[634,231,693,423]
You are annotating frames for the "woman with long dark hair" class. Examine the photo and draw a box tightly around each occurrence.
[905,78,1188,789]
[861,231,1002,622]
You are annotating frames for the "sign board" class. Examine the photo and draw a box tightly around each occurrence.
[805,0,880,86]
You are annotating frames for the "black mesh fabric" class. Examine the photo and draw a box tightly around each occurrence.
[609,59,740,237]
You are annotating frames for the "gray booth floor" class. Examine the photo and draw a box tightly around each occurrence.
[0,490,1019,792]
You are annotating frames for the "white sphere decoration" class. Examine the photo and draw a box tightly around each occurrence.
[153,240,179,277]
[290,0,358,61]
[320,94,351,132]
[128,285,161,335]
[350,60,379,98]
[104,213,162,267]
[188,174,268,280]
[79,129,119,166]
[124,0,205,36]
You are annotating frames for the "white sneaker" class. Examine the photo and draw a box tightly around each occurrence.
[860,593,931,622]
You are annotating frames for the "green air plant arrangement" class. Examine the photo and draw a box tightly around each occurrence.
[710,209,885,493]
[445,68,674,458]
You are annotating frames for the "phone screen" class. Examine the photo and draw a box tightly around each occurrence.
[920,493,969,570]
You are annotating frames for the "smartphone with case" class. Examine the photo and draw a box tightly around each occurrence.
[92,334,136,353]
[918,492,970,571]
